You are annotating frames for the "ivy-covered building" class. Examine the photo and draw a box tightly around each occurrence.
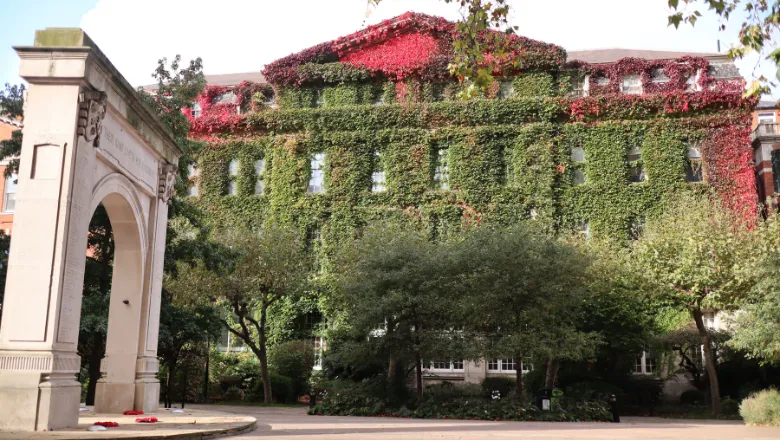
[185,12,757,386]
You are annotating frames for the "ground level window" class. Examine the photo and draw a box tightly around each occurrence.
[635,351,656,375]
[772,150,780,193]
[487,358,531,373]
[313,336,326,371]
[429,360,464,372]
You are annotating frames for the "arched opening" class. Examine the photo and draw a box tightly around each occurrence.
[78,189,146,411]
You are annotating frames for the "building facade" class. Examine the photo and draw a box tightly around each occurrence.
[0,116,20,234]
[185,13,755,386]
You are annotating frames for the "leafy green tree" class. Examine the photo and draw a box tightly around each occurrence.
[332,224,464,402]
[630,195,755,415]
[167,227,311,403]
[667,0,780,95]
[0,83,24,177]
[656,326,732,389]
[728,215,780,365]
[457,225,599,396]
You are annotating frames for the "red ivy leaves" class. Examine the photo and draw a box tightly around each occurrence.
[122,410,144,415]
[94,421,119,427]
[135,417,158,423]
[342,33,441,80]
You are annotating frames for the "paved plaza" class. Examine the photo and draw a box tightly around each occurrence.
[191,405,780,440]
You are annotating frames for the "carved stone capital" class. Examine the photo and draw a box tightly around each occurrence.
[158,163,177,204]
[77,90,107,147]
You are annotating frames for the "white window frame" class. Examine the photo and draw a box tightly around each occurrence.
[191,101,202,118]
[255,158,266,195]
[434,148,449,190]
[228,159,239,176]
[428,360,464,373]
[187,164,199,197]
[308,153,325,194]
[487,358,531,374]
[3,174,17,213]
[372,151,386,193]
[571,146,585,163]
[758,112,776,124]
[635,350,656,375]
[313,336,326,371]
[620,75,642,95]
[651,68,670,84]
[499,80,515,99]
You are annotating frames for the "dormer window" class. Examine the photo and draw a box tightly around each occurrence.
[621,75,642,95]
[191,102,202,118]
[651,68,670,84]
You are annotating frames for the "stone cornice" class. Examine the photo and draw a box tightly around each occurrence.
[14,29,182,163]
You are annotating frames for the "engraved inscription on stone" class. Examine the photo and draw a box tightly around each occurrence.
[99,115,158,192]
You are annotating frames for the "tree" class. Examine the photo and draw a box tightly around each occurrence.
[456,225,600,396]
[332,224,464,402]
[167,227,311,403]
[667,0,780,95]
[630,195,755,415]
[728,215,780,365]
[0,83,24,177]
[656,326,732,389]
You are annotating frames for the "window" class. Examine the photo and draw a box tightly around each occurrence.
[627,146,646,183]
[226,159,239,195]
[593,76,610,86]
[429,360,464,372]
[621,75,642,95]
[571,146,585,163]
[3,174,16,212]
[685,74,698,92]
[187,164,199,197]
[703,312,716,329]
[488,358,531,373]
[758,112,776,124]
[434,147,449,190]
[313,336,326,371]
[772,150,780,193]
[651,68,670,84]
[373,92,385,106]
[372,151,386,193]
[629,217,644,240]
[314,89,324,108]
[255,159,265,195]
[499,81,515,99]
[577,221,591,239]
[573,169,586,185]
[265,93,277,109]
[686,145,703,183]
[635,350,656,375]
[191,102,202,118]
[228,159,239,176]
[308,153,325,193]
[570,75,587,97]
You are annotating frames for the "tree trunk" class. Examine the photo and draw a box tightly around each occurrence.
[388,357,398,379]
[258,308,273,404]
[544,359,560,389]
[166,363,176,409]
[515,352,524,397]
[415,352,423,404]
[692,307,721,416]
[85,332,104,406]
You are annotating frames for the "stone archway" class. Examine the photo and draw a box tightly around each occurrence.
[0,29,181,431]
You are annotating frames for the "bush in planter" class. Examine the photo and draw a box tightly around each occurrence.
[740,388,780,426]
[680,389,706,406]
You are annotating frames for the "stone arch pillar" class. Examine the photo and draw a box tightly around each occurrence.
[0,29,181,431]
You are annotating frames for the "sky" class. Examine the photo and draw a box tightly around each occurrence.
[0,0,777,97]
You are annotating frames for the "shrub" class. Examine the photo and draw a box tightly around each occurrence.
[482,377,516,399]
[245,372,297,403]
[720,397,740,416]
[269,340,314,398]
[223,386,244,402]
[680,389,706,406]
[564,380,622,401]
[740,388,780,426]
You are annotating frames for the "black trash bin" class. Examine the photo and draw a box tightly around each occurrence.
[535,388,553,411]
